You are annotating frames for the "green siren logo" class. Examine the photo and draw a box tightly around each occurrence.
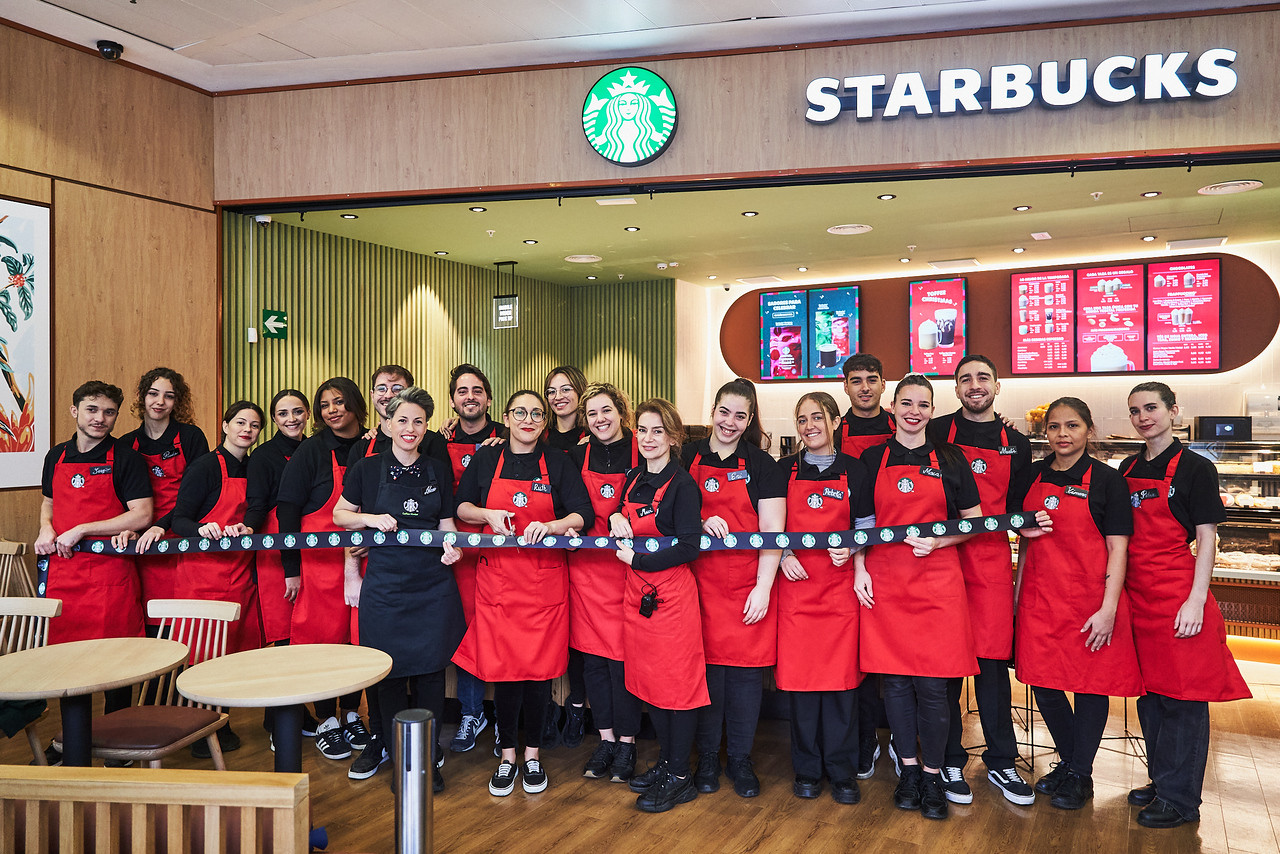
[582,67,677,166]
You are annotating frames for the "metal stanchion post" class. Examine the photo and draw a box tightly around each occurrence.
[394,708,434,854]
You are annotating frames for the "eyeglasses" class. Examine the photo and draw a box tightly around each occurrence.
[546,385,575,397]
[374,384,406,395]
[506,407,547,423]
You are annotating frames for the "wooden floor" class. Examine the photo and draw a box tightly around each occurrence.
[4,663,1279,854]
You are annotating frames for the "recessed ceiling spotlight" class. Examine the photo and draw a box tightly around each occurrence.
[707,275,718,280]
[1141,235,1157,242]
[624,226,640,232]
[877,194,896,201]
[340,214,358,219]
[434,251,448,256]
[899,257,911,263]
[586,275,597,280]
[797,266,808,272]
[523,239,538,245]
[1012,247,1026,254]
[741,211,759,217]
[1140,191,1162,198]
[1013,205,1031,212]
[469,206,487,212]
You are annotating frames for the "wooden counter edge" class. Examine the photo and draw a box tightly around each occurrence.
[0,766,308,809]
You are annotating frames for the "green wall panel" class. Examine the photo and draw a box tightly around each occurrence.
[567,279,675,409]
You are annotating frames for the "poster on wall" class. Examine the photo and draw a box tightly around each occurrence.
[0,198,51,488]
[1011,270,1075,374]
[760,290,808,380]
[808,286,859,380]
[1076,264,1145,373]
[1147,259,1220,370]
[909,277,966,376]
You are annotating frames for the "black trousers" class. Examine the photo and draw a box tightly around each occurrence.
[1031,688,1109,776]
[788,688,858,781]
[882,674,949,769]
[376,670,444,762]
[857,675,883,746]
[494,680,551,750]
[944,658,1019,769]
[650,707,698,776]
[695,664,765,759]
[566,647,586,705]
[582,652,642,737]
[1137,692,1209,819]
[315,689,363,721]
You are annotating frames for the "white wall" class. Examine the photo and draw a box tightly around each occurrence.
[674,241,1280,451]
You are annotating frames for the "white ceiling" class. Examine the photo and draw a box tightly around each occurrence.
[1,0,1272,92]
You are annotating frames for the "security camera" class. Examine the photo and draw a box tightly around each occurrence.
[723,284,731,292]
[254,215,272,227]
[97,40,124,61]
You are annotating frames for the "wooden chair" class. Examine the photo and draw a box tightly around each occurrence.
[88,598,242,770]
[0,540,38,597]
[0,596,62,764]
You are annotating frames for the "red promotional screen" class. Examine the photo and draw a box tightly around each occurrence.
[1076,265,1145,373]
[1011,270,1075,374]
[1147,259,1220,370]
[909,277,966,376]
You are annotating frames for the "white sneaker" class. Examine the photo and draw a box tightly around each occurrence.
[888,737,902,778]
[940,765,973,804]
[988,767,1036,805]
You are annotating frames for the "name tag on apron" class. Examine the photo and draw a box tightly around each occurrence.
[161,448,181,460]
[1130,487,1158,507]
[531,481,552,494]
[636,506,655,518]
[998,446,1018,456]
[90,465,112,475]
[727,469,750,483]
[1065,485,1089,499]
[919,466,942,479]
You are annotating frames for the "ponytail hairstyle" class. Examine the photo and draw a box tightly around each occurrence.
[1129,381,1176,410]
[713,377,769,451]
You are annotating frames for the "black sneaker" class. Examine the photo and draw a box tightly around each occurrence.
[894,765,923,810]
[541,702,562,749]
[988,767,1036,805]
[857,739,880,779]
[636,770,697,813]
[489,760,517,797]
[921,772,949,820]
[1128,782,1158,806]
[609,742,637,783]
[300,711,320,738]
[888,736,903,778]
[694,752,721,793]
[522,758,548,793]
[830,778,861,805]
[793,775,822,799]
[315,717,352,760]
[192,724,241,759]
[341,713,370,751]
[433,765,445,794]
[349,736,389,780]
[939,764,972,804]
[1034,761,1071,795]
[583,740,618,779]
[562,704,587,749]
[450,713,488,753]
[726,755,760,798]
[1049,771,1094,810]
[629,760,668,793]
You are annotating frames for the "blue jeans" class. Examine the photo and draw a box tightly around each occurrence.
[456,667,486,718]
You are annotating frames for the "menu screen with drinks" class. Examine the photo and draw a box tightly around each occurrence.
[1147,259,1220,370]
[1076,265,1146,373]
[808,286,860,379]
[1011,270,1075,374]
[760,290,808,380]
[909,278,967,376]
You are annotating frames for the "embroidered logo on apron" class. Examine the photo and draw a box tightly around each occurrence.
[151,465,165,478]
[513,492,529,507]
[897,477,914,494]
[807,493,823,509]
[1044,495,1060,509]
[70,474,85,488]
[403,498,419,514]
[971,458,988,475]
[600,483,616,499]
[461,453,473,468]
[703,477,720,493]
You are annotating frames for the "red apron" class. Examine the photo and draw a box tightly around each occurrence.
[860,451,977,678]
[173,453,264,653]
[840,412,895,459]
[621,474,709,710]
[452,452,570,682]
[134,431,188,626]
[447,439,483,625]
[1121,453,1250,702]
[255,505,293,643]
[948,420,1016,660]
[688,453,777,667]
[44,444,144,645]
[1014,466,1143,696]
[776,464,863,692]
[289,449,355,645]
[568,438,637,660]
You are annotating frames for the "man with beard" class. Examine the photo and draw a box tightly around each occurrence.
[927,355,1034,806]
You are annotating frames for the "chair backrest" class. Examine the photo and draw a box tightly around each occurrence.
[144,599,241,707]
[0,597,62,655]
[0,540,38,597]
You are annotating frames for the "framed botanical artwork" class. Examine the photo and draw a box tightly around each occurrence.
[0,197,50,489]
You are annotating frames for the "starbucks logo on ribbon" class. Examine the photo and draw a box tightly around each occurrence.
[723,534,737,548]
[984,517,999,531]
[397,530,409,544]
[284,535,296,548]
[198,538,210,551]
[749,534,764,548]
[373,531,386,544]
[468,534,482,546]
[91,540,104,553]
[701,535,712,550]
[219,537,231,550]
[595,537,609,548]
[582,67,677,166]
[802,534,816,548]
[491,535,504,546]
[1011,514,1025,528]
[158,540,170,553]
[879,528,894,542]
[306,534,318,548]
[853,531,868,545]
[420,532,432,545]
[241,536,253,549]
[350,532,362,546]
[545,536,558,547]
[178,539,190,552]
[775,534,789,549]
[906,526,920,538]
[958,520,973,533]
[646,538,659,552]
[328,533,340,546]
[932,523,947,535]
[569,538,582,548]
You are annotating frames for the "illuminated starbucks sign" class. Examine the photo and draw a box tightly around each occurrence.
[582,67,677,166]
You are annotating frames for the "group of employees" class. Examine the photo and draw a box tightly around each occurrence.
[32,354,1248,824]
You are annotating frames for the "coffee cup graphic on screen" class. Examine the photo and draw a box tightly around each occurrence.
[934,309,957,346]
[1090,343,1134,372]
[818,343,838,367]
[918,320,938,350]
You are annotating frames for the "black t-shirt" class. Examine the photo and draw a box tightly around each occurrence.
[679,438,788,510]
[568,430,635,475]
[777,452,875,527]
[42,434,151,504]
[544,424,586,453]
[277,430,363,516]
[451,418,504,445]
[455,444,595,529]
[1008,454,1133,538]
[841,408,894,437]
[120,421,209,464]
[244,432,303,531]
[1119,439,1225,541]
[171,447,247,536]
[341,450,455,526]
[618,461,702,573]
[351,425,448,464]
[928,412,1032,511]
[859,437,982,518]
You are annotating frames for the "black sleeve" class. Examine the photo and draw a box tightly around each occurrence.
[432,457,456,520]
[1097,464,1134,537]
[276,443,320,508]
[1007,464,1036,515]
[170,454,222,537]
[340,456,373,507]
[277,501,303,578]
[40,446,61,499]
[1183,453,1227,528]
[421,431,449,464]
[633,472,702,573]
[112,448,153,504]
[679,441,700,469]
[1011,430,1034,480]
[455,445,499,507]
[244,449,275,531]
[858,445,887,479]
[748,446,787,502]
[180,423,210,461]
[845,457,875,523]
[548,451,595,529]
[946,454,982,512]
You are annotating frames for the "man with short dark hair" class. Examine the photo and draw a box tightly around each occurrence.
[838,354,895,458]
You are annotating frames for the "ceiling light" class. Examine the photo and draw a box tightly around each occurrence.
[595,197,637,206]
[899,257,911,263]
[340,214,358,219]
[827,224,873,235]
[1141,235,1157,242]
[1031,232,1052,240]
[707,275,718,280]
[1012,247,1026,254]
[797,266,808,272]
[877,194,896,201]
[565,254,603,263]
[1198,180,1263,195]
[927,258,979,271]
[469,206,487,212]
[624,226,640,232]
[1140,191,1162,198]
[586,276,597,280]
[523,239,538,245]
[1013,205,1031,212]
[741,211,759,217]
[1166,236,1228,250]
[434,251,448,256]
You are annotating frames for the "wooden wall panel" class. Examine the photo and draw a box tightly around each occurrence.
[0,24,213,210]
[0,167,51,205]
[215,11,1280,202]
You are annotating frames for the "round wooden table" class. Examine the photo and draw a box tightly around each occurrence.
[0,637,189,766]
[177,644,392,773]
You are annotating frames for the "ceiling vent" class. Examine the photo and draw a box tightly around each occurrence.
[1198,180,1263,196]
[1166,236,1228,250]
[738,275,785,285]
[926,258,979,271]
[826,224,873,235]
[595,198,637,205]
[564,254,603,263]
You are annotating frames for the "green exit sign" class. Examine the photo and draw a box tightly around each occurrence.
[261,309,288,340]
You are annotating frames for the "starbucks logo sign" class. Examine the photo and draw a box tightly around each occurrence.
[582,67,677,166]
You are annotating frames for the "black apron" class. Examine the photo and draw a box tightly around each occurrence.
[357,459,466,678]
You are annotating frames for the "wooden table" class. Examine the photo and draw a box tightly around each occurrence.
[177,644,392,773]
[0,637,189,766]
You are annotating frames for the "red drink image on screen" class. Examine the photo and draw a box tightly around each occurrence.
[769,326,803,378]
[832,316,850,355]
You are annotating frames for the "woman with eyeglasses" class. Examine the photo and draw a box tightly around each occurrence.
[452,390,594,798]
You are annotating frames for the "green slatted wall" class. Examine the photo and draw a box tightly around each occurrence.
[222,212,674,424]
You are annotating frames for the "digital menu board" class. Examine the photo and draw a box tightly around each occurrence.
[1147,259,1220,370]
[1011,270,1075,374]
[760,290,808,380]
[808,286,860,380]
[909,278,966,376]
[1076,265,1145,373]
